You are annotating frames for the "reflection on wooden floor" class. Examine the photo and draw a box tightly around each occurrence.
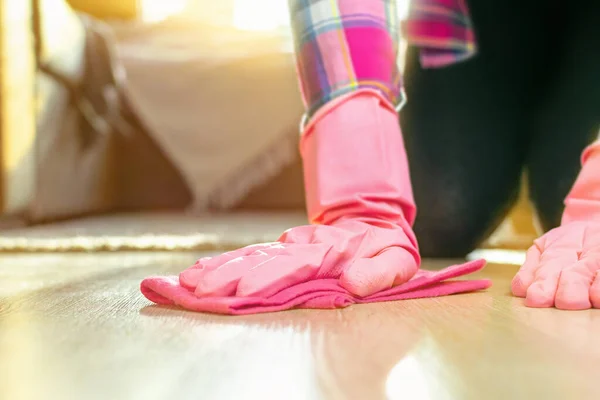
[1,252,599,400]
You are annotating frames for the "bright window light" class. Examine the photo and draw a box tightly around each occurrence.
[233,0,289,31]
[139,0,409,30]
[141,0,187,22]
[140,0,409,30]
[398,0,410,19]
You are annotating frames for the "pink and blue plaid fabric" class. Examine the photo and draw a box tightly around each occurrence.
[288,0,405,119]
[403,0,476,68]
[288,0,476,119]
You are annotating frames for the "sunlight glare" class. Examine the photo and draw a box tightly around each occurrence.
[141,0,187,22]
[233,0,289,31]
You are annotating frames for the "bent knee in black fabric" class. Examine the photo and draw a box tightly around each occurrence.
[400,47,526,258]
[527,2,600,231]
[399,0,551,257]
[407,143,523,258]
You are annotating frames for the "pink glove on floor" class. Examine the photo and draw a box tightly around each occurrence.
[512,141,600,310]
[140,91,492,314]
[178,91,421,300]
[141,259,490,315]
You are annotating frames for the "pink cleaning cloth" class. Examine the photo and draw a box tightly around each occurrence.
[140,259,491,315]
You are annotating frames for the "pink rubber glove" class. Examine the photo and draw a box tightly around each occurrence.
[512,141,600,309]
[141,259,491,315]
[178,91,420,299]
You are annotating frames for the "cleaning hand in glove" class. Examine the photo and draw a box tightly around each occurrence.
[140,0,491,314]
[512,142,600,310]
[141,90,491,314]
[179,90,421,299]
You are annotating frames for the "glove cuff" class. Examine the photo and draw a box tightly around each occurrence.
[300,89,416,227]
[562,140,600,225]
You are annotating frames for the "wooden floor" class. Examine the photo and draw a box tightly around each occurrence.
[1,252,599,400]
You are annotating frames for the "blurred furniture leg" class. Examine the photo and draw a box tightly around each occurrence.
[0,0,37,217]
[30,0,191,223]
[31,0,117,222]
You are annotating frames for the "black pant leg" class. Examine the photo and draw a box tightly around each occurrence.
[401,0,547,257]
[528,1,600,230]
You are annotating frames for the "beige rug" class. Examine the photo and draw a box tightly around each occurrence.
[0,212,306,252]
[0,211,529,266]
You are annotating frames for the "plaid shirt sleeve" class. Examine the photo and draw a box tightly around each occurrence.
[288,0,405,120]
[402,0,477,68]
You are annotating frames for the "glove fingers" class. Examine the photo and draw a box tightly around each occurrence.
[590,271,600,309]
[525,254,578,308]
[235,243,330,298]
[180,243,277,289]
[554,258,598,310]
[339,246,419,298]
[195,247,284,297]
[511,244,542,297]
